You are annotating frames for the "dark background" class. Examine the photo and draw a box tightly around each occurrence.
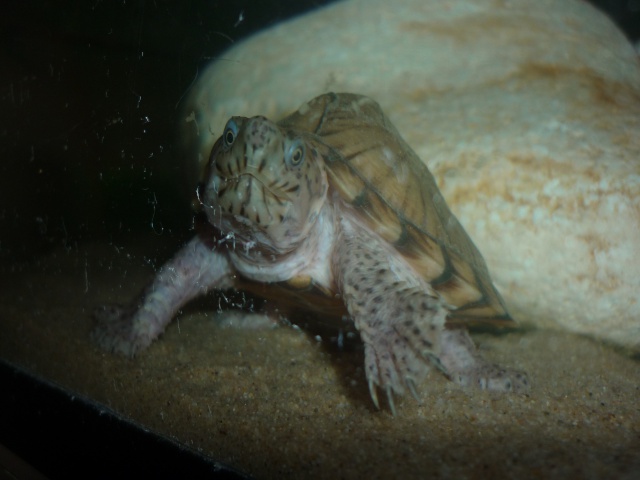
[0,0,638,263]
[0,0,340,263]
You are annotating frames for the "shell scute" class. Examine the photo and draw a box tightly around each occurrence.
[281,93,513,327]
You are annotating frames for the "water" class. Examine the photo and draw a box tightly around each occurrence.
[1,1,639,478]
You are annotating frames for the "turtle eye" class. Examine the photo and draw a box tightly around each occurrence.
[223,119,238,148]
[286,139,305,166]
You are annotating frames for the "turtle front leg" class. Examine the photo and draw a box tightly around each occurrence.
[334,220,448,414]
[92,235,234,356]
[335,220,528,414]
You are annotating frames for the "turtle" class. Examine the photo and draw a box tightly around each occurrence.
[93,92,528,414]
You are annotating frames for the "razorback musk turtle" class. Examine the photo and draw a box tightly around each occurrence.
[93,93,528,413]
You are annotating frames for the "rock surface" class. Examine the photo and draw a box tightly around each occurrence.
[182,0,640,351]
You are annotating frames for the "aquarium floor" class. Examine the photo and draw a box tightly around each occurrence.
[1,236,639,479]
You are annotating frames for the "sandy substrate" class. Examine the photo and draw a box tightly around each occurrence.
[1,236,639,479]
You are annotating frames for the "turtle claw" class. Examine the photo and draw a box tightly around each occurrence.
[386,386,397,417]
[367,378,401,416]
[376,379,419,416]
[368,378,380,411]
[369,382,399,416]
[406,377,421,403]
[359,319,437,414]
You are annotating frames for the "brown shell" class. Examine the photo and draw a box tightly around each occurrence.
[279,93,513,328]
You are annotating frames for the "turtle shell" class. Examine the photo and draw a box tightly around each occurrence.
[279,93,513,328]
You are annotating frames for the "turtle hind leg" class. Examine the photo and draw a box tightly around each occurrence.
[439,328,530,392]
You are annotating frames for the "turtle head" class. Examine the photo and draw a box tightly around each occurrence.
[200,115,328,254]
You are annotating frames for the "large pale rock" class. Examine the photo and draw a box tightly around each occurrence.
[181,0,640,351]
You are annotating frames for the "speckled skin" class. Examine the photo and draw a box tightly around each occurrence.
[93,93,528,413]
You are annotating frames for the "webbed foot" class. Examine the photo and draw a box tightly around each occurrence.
[439,328,530,393]
[354,288,449,415]
[91,303,158,356]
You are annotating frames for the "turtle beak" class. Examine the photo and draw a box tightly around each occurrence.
[240,168,293,202]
